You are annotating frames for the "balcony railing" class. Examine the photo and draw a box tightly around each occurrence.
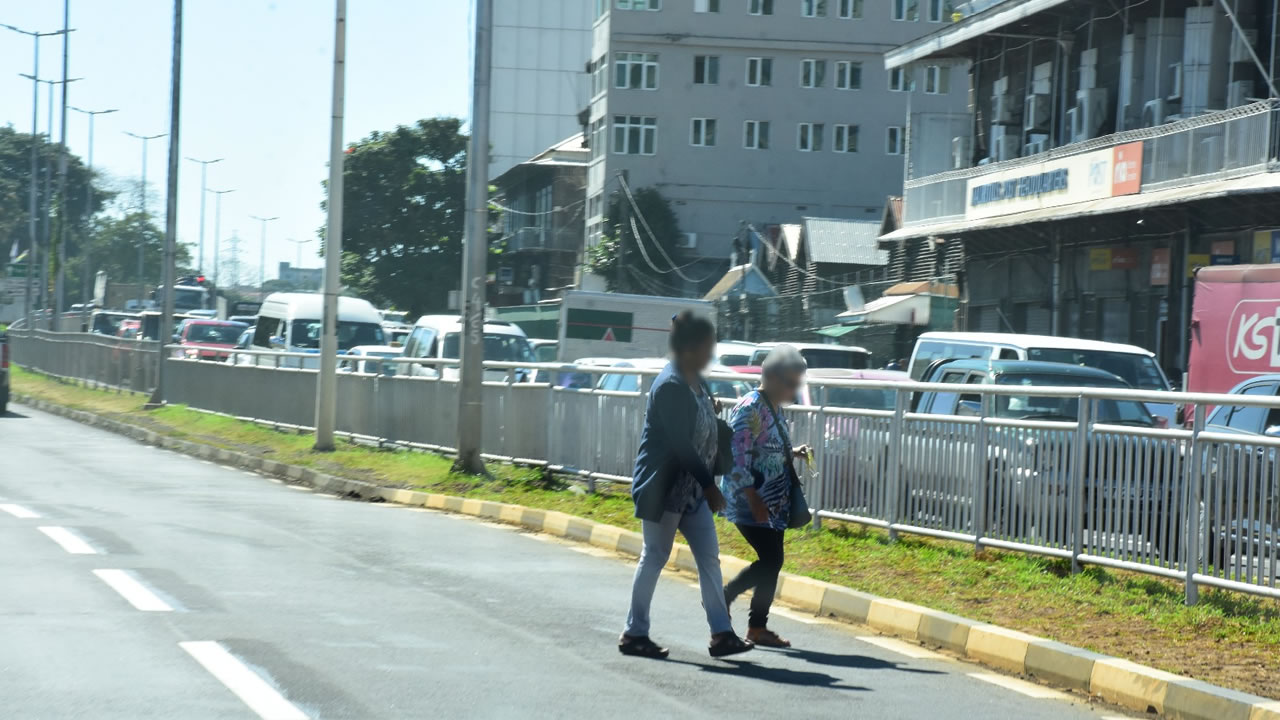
[903,100,1278,226]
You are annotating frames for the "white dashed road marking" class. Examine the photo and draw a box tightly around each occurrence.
[856,636,948,661]
[37,526,98,554]
[285,485,311,492]
[92,569,173,612]
[0,503,40,519]
[180,641,309,720]
[967,673,1071,701]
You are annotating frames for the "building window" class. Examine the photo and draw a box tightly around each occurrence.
[694,0,720,11]
[690,118,717,147]
[924,65,950,94]
[589,117,607,160]
[615,52,658,90]
[797,122,824,152]
[886,126,904,155]
[694,55,720,85]
[596,0,608,19]
[927,0,953,22]
[749,0,774,15]
[588,193,604,220]
[746,57,773,87]
[616,0,661,9]
[744,120,770,149]
[801,0,827,17]
[835,60,862,90]
[535,185,553,237]
[889,67,910,92]
[800,59,827,88]
[838,0,863,18]
[613,115,657,155]
[833,124,859,152]
[891,0,918,20]
[590,55,608,97]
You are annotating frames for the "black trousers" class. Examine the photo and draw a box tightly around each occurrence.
[723,524,785,629]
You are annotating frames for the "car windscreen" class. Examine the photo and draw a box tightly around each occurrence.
[706,379,753,399]
[1026,348,1167,391]
[290,320,386,351]
[534,344,558,362]
[441,333,535,363]
[993,373,1154,425]
[718,353,752,366]
[800,348,869,370]
[174,288,206,309]
[821,386,896,410]
[188,324,245,344]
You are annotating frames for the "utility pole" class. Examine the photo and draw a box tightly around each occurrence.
[70,105,118,312]
[454,0,493,475]
[249,215,279,291]
[2,23,70,332]
[186,156,222,273]
[315,0,346,451]
[124,131,166,309]
[22,75,79,324]
[150,0,182,409]
[54,0,71,321]
[208,188,234,287]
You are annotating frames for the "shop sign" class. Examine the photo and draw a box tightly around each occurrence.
[965,143,1145,221]
[1151,248,1171,285]
[1089,248,1112,271]
[1252,230,1280,263]
[1111,142,1143,196]
[1187,253,1211,278]
[1089,247,1139,272]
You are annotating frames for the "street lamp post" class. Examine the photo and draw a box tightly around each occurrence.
[21,74,79,325]
[185,156,222,274]
[285,237,312,268]
[315,0,346,451]
[124,131,167,309]
[54,0,72,321]
[208,189,234,287]
[249,215,278,291]
[70,106,118,309]
[3,24,71,331]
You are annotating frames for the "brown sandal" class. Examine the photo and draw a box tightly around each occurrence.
[746,628,791,648]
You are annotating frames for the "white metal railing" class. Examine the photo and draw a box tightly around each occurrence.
[12,331,1280,604]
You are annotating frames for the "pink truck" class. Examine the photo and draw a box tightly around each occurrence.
[1189,264,1280,395]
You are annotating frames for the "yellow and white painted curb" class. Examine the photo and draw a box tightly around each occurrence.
[15,392,1280,720]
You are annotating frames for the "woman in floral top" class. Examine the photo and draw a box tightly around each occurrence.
[720,345,811,648]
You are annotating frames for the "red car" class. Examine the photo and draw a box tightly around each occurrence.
[174,319,249,361]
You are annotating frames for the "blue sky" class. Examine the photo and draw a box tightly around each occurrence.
[1,0,471,281]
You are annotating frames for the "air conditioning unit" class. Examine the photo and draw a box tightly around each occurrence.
[1024,133,1049,156]
[1167,62,1183,100]
[678,232,697,249]
[1231,28,1259,64]
[1228,79,1253,108]
[992,134,1019,162]
[1071,88,1109,142]
[1024,93,1051,131]
[1143,98,1168,127]
[951,136,971,169]
[991,93,1016,124]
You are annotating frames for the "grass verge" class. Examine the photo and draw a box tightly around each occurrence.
[11,366,1280,698]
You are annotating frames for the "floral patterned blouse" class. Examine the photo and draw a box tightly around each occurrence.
[719,389,792,530]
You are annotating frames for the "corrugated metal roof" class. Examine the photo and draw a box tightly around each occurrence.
[801,217,889,266]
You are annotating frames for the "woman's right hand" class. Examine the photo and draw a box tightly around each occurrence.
[746,490,770,524]
[705,484,727,513]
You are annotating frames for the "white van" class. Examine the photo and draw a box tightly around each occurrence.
[907,332,1176,425]
[749,342,872,370]
[249,293,385,367]
[402,315,536,380]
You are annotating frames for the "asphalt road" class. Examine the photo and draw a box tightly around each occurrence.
[0,404,1135,719]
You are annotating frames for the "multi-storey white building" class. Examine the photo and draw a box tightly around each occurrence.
[584,0,965,293]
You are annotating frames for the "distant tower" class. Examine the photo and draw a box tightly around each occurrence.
[222,232,245,288]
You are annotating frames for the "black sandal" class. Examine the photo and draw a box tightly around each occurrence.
[709,631,754,658]
[619,634,669,659]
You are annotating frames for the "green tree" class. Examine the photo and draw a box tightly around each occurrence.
[323,118,469,317]
[585,186,683,294]
[71,212,190,292]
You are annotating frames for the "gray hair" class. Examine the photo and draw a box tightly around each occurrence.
[761,344,807,380]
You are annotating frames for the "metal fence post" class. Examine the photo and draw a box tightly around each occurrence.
[812,404,825,530]
[972,398,989,553]
[886,388,905,543]
[1070,394,1092,574]
[1184,404,1206,606]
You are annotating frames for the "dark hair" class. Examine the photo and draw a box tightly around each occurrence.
[669,310,715,353]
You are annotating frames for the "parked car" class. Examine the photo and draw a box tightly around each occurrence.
[248,293,386,368]
[401,315,535,381]
[528,339,559,363]
[537,356,620,389]
[338,345,405,376]
[907,331,1176,426]
[749,342,871,370]
[598,358,753,398]
[713,341,757,367]
[174,320,249,361]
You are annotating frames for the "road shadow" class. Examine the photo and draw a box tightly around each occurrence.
[0,410,28,419]
[778,648,944,675]
[668,658,870,691]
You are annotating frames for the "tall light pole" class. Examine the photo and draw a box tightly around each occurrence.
[286,237,312,268]
[185,156,222,274]
[70,106,118,308]
[149,0,183,409]
[249,215,278,291]
[315,0,346,452]
[208,188,234,287]
[22,74,79,324]
[54,0,72,321]
[3,23,71,331]
[455,0,494,474]
[124,130,166,308]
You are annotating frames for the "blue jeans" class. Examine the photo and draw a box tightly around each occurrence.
[624,501,733,637]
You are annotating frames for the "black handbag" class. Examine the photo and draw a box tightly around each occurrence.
[713,417,734,475]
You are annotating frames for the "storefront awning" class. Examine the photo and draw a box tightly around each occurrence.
[882,171,1280,242]
[815,324,860,338]
[837,293,931,326]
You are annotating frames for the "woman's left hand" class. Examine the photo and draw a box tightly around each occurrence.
[794,444,813,463]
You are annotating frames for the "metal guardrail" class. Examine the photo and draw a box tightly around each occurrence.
[9,329,160,393]
[12,332,1280,603]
